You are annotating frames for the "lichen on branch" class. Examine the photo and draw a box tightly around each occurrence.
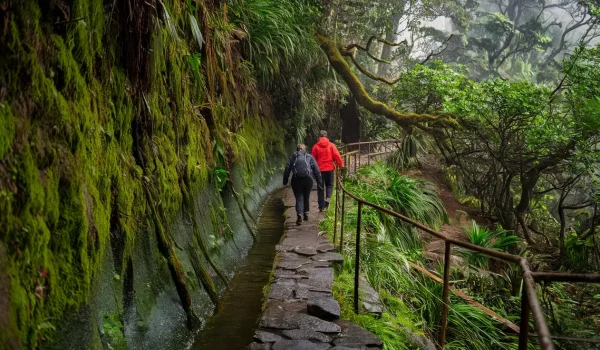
[315,35,455,127]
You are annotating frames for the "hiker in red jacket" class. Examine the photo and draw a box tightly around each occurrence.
[311,130,344,211]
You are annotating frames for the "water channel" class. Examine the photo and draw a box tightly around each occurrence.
[191,188,286,349]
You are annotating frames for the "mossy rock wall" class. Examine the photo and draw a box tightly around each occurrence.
[0,0,286,348]
[45,162,285,350]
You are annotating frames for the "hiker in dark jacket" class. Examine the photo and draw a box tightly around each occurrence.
[283,144,323,225]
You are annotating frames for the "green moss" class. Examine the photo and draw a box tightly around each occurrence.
[101,311,126,350]
[332,270,419,350]
[0,0,293,347]
[0,103,16,159]
[236,114,284,184]
[68,0,105,78]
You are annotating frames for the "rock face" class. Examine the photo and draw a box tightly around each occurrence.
[307,298,341,321]
[251,189,382,350]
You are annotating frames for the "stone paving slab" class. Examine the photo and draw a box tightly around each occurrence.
[247,187,382,350]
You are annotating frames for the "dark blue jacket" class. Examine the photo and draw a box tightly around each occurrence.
[283,151,322,185]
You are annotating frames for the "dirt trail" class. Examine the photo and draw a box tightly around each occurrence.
[355,152,480,261]
[403,154,480,260]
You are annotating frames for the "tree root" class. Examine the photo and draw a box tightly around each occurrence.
[240,189,257,225]
[188,242,219,308]
[229,181,257,240]
[142,182,198,327]
[181,183,229,285]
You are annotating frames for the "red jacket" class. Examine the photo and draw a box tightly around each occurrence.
[311,137,344,172]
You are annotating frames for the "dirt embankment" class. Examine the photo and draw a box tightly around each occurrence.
[403,154,483,260]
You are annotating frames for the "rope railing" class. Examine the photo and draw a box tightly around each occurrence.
[331,139,600,350]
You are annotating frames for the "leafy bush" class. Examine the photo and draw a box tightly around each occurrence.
[386,134,422,171]
[462,221,519,268]
[352,163,448,229]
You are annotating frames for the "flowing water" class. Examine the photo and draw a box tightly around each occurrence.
[191,188,286,350]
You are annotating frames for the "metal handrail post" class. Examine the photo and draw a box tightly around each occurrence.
[354,201,363,314]
[520,263,555,350]
[358,143,361,169]
[439,241,452,348]
[333,171,339,247]
[340,191,346,252]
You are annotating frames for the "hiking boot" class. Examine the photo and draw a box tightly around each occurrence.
[296,215,302,225]
[319,207,325,213]
[304,213,309,221]
[324,197,330,206]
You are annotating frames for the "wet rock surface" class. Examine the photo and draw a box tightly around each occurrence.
[247,342,272,350]
[272,339,331,350]
[333,321,383,348]
[307,298,341,321]
[311,252,344,263]
[359,275,384,316]
[295,246,318,256]
[282,329,332,343]
[254,330,283,343]
[248,188,382,350]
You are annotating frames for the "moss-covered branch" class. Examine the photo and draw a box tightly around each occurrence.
[345,35,407,64]
[315,35,455,127]
[347,54,402,85]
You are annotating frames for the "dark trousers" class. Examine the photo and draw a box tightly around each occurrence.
[318,171,334,209]
[291,176,313,215]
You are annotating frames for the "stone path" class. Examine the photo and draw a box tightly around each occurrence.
[247,186,383,350]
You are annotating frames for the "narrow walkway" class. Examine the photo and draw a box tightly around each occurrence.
[247,187,382,350]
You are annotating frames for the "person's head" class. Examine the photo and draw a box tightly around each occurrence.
[319,130,328,137]
[297,144,306,151]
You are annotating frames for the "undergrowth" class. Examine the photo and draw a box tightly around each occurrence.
[322,163,527,349]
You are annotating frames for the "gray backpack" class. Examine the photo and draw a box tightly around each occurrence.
[293,152,311,178]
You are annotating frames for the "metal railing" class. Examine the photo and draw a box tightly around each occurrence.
[331,139,600,350]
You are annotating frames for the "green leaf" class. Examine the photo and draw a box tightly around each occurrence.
[189,14,204,50]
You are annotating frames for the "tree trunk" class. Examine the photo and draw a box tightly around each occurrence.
[514,169,541,244]
[340,95,361,146]
[558,188,567,260]
[377,14,402,78]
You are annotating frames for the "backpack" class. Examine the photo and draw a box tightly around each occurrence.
[293,152,311,178]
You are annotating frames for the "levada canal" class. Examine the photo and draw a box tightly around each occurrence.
[191,189,286,349]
